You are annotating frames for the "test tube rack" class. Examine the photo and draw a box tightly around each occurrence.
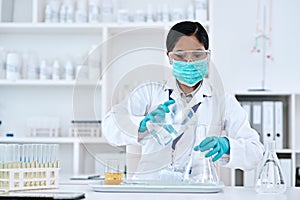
[69,120,101,137]
[0,166,59,191]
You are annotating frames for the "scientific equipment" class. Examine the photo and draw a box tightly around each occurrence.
[171,8,185,22]
[117,9,130,24]
[104,159,124,185]
[26,52,39,80]
[0,47,6,79]
[133,10,145,23]
[0,144,59,191]
[87,45,101,81]
[40,59,50,80]
[44,3,52,23]
[27,117,60,137]
[88,0,100,23]
[162,4,169,22]
[101,0,114,22]
[52,59,61,80]
[75,0,87,23]
[147,100,195,146]
[59,4,67,23]
[66,0,74,23]
[51,0,61,23]
[183,125,219,185]
[6,53,21,81]
[249,0,273,91]
[187,4,195,20]
[146,4,154,23]
[255,140,286,194]
[65,60,74,80]
[195,0,208,21]
[69,120,101,137]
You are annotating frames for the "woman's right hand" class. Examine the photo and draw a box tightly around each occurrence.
[138,100,175,133]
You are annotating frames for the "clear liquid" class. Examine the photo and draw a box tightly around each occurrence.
[255,159,286,193]
[255,141,286,194]
[149,123,190,146]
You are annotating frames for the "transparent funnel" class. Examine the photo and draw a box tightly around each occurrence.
[255,140,286,194]
[183,125,219,185]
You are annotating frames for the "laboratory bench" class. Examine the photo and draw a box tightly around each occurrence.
[6,184,299,200]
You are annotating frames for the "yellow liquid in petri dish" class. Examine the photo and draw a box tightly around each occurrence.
[104,172,123,185]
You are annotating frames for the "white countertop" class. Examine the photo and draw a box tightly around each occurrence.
[30,184,300,200]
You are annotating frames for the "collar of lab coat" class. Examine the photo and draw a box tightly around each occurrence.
[163,77,212,106]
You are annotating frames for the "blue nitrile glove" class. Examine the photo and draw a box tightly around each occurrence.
[138,100,175,133]
[194,136,230,162]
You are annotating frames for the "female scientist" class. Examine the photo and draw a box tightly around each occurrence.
[103,21,264,180]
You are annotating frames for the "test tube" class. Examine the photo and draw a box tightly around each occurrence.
[54,144,59,168]
[3,144,11,189]
[13,145,20,187]
[42,144,49,185]
[23,144,30,186]
[36,144,43,186]
[32,144,38,186]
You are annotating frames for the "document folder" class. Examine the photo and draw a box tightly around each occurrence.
[274,101,284,149]
[252,101,263,142]
[262,101,274,144]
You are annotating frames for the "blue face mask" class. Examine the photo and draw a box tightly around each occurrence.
[172,59,208,87]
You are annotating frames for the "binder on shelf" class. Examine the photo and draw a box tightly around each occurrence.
[241,101,252,124]
[252,101,263,142]
[262,101,274,144]
[243,169,256,187]
[274,101,284,150]
[279,158,292,187]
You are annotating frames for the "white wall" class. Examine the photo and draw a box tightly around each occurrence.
[211,0,300,94]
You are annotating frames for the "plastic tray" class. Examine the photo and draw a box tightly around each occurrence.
[90,181,224,193]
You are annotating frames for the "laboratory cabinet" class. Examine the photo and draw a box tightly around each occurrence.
[0,0,211,178]
[233,92,300,187]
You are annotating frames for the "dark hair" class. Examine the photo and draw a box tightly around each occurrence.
[166,21,209,52]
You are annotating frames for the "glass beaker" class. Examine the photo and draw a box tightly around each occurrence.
[147,100,195,146]
[104,159,124,185]
[255,141,286,194]
[183,125,219,185]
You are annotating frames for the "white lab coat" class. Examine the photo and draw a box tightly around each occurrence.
[103,78,264,180]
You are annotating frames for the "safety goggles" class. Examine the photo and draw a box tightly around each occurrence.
[168,50,211,62]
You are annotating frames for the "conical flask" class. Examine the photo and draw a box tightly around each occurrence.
[255,140,286,194]
[183,124,219,185]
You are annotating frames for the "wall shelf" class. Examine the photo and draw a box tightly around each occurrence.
[0,23,103,34]
[0,136,107,144]
[0,80,101,86]
[0,21,210,34]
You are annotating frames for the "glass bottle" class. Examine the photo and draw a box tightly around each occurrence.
[183,125,219,185]
[255,140,286,194]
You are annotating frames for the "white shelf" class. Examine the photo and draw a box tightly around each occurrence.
[235,90,292,96]
[276,149,293,154]
[0,136,107,144]
[0,80,101,86]
[0,21,210,34]
[0,23,103,34]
